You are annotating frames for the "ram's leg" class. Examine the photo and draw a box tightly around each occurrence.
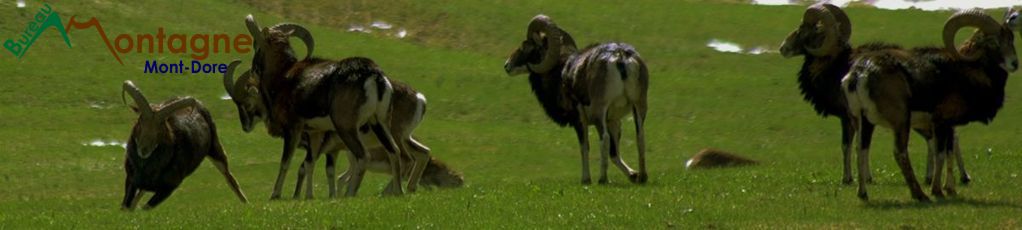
[925,135,936,185]
[573,122,592,185]
[370,122,404,196]
[894,124,928,202]
[130,191,145,209]
[840,117,856,185]
[337,130,369,197]
[315,133,341,198]
[855,117,874,200]
[121,178,139,210]
[953,135,971,184]
[319,133,346,196]
[608,119,639,183]
[336,152,355,190]
[862,131,874,184]
[593,110,612,184]
[325,151,338,198]
[142,189,176,210]
[406,138,431,192]
[940,127,956,196]
[271,129,301,200]
[632,105,648,183]
[932,126,955,198]
[207,147,248,203]
[303,152,318,200]
[944,146,958,196]
[294,149,312,199]
[293,134,310,199]
[302,132,327,199]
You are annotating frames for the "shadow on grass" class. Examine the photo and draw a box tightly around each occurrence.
[863,196,1022,210]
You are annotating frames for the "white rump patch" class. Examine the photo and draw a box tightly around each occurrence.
[842,60,892,128]
[220,93,232,101]
[357,77,387,125]
[604,62,626,97]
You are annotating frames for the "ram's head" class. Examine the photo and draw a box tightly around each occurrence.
[122,80,197,159]
[779,3,851,58]
[944,9,1018,72]
[244,14,314,86]
[504,15,577,76]
[223,60,267,133]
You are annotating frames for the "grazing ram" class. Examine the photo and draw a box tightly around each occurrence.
[503,15,649,184]
[223,62,459,199]
[241,14,414,198]
[120,80,248,210]
[841,9,1018,201]
[779,3,972,185]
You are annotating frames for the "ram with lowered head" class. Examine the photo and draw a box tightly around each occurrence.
[223,62,460,199]
[242,15,413,198]
[841,9,1018,201]
[120,80,248,210]
[504,15,649,184]
[780,3,972,185]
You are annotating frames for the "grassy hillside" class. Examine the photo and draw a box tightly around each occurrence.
[1,0,1020,228]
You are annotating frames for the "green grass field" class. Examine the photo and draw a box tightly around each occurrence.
[1,0,1021,228]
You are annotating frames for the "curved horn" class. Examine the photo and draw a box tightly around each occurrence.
[943,9,1000,60]
[526,15,563,73]
[122,80,152,114]
[820,3,851,44]
[224,60,242,97]
[804,5,839,56]
[270,23,314,60]
[156,97,198,121]
[1004,8,1020,33]
[245,14,267,49]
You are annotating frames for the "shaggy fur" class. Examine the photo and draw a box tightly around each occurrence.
[842,14,1016,201]
[506,15,650,184]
